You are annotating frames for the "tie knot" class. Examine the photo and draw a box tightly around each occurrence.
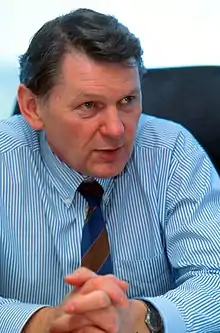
[78,180,104,205]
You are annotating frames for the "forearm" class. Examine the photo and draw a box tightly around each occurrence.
[160,273,220,332]
[141,274,220,332]
[22,307,55,333]
[0,296,50,332]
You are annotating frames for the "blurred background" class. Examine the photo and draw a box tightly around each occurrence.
[1,0,220,119]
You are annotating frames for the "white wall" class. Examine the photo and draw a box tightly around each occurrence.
[1,0,220,67]
[0,0,220,119]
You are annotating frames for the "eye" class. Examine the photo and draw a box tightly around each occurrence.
[77,101,104,117]
[120,96,136,104]
[82,101,95,109]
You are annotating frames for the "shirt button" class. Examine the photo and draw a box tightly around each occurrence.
[103,194,108,202]
[63,198,71,205]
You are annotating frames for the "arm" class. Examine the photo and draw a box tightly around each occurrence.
[0,207,52,332]
[144,130,220,332]
[131,300,150,333]
[22,307,55,333]
[0,296,51,332]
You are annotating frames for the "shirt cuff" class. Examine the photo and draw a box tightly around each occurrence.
[0,301,48,332]
[139,296,186,333]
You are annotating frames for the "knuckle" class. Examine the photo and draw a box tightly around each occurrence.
[97,290,110,307]
[105,274,120,285]
[78,266,89,274]
[90,277,100,289]
[105,275,120,287]
[105,274,116,280]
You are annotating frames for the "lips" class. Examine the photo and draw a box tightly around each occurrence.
[97,146,122,151]
[94,146,123,161]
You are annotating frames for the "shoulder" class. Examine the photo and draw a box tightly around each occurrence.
[136,114,203,160]
[0,115,40,154]
[136,114,189,151]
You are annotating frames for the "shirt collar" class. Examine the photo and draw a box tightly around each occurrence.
[39,131,114,206]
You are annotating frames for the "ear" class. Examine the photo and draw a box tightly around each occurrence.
[17,84,44,131]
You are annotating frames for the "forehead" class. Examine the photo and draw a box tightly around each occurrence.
[58,52,140,97]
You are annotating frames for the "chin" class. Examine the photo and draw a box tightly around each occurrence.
[85,150,132,178]
[89,163,126,179]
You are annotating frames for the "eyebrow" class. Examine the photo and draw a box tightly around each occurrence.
[75,88,141,101]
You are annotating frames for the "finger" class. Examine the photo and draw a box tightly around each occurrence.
[75,327,105,333]
[64,290,111,314]
[101,275,129,292]
[65,267,97,286]
[116,279,129,292]
[75,328,105,333]
[65,271,129,292]
[49,313,92,333]
[80,276,127,306]
[79,278,128,306]
[85,307,119,333]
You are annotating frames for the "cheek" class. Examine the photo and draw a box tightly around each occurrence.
[124,115,140,137]
[45,117,78,149]
[61,120,95,150]
[55,116,79,137]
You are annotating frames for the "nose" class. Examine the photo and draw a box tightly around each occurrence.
[100,107,124,140]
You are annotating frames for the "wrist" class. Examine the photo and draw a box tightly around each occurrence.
[22,307,56,333]
[140,300,164,333]
[130,299,150,333]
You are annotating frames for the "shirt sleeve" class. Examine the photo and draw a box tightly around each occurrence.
[0,297,47,332]
[144,129,220,332]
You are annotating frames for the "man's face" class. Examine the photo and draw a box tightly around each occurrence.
[36,52,142,178]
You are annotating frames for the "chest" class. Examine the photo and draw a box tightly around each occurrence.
[0,170,172,304]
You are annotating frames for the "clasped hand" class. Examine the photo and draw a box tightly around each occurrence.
[49,267,135,333]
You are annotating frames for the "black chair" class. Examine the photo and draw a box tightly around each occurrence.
[12,66,220,171]
[141,66,220,172]
[13,100,20,116]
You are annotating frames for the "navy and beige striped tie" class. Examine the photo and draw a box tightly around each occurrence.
[78,180,113,275]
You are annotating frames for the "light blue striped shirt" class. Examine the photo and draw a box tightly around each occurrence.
[0,114,219,332]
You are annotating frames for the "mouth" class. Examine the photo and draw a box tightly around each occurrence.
[94,146,123,160]
[96,146,123,152]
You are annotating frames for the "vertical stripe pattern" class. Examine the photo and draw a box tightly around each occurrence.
[0,115,219,332]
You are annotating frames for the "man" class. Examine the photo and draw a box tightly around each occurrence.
[0,8,219,333]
